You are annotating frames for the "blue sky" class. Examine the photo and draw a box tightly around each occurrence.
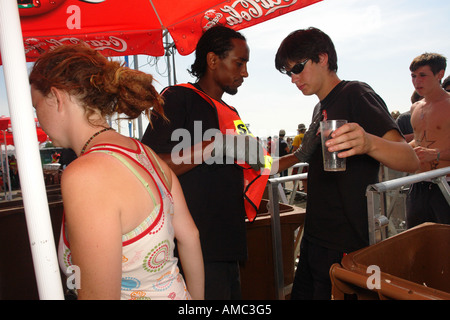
[1,0,449,138]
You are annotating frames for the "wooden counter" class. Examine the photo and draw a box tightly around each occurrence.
[0,186,64,300]
[240,199,305,299]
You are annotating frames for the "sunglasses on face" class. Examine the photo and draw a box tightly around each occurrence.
[283,59,309,77]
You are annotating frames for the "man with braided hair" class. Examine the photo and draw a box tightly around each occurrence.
[142,26,267,300]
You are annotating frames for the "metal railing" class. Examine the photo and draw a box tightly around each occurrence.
[267,165,450,299]
[267,169,308,300]
[366,166,450,245]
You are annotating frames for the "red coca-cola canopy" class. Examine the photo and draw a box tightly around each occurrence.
[8,0,322,63]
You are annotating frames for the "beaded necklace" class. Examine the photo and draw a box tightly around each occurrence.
[80,127,114,155]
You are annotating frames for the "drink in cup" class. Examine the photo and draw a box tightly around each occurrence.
[320,120,347,171]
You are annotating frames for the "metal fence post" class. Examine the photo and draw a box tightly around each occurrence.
[268,179,285,300]
[367,167,450,245]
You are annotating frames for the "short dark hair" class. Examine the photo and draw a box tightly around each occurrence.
[275,27,338,73]
[409,53,447,75]
[189,25,246,79]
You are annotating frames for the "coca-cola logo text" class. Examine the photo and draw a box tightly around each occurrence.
[220,0,298,26]
[24,36,128,60]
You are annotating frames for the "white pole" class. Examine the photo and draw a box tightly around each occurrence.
[0,0,64,299]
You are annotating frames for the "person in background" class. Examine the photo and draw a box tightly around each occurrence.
[51,151,61,163]
[8,155,20,189]
[59,148,77,170]
[291,123,306,153]
[286,136,293,151]
[266,136,273,155]
[407,52,450,228]
[29,44,204,300]
[273,27,419,299]
[442,75,450,92]
[277,129,290,178]
[291,123,308,192]
[396,90,423,143]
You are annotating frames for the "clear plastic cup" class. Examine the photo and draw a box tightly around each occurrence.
[320,120,347,172]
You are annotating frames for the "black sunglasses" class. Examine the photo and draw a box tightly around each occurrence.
[284,59,309,77]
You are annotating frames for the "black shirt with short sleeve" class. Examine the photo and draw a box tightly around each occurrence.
[277,138,289,157]
[304,81,400,253]
[396,111,413,135]
[141,83,247,262]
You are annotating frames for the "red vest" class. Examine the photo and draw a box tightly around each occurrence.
[178,83,272,222]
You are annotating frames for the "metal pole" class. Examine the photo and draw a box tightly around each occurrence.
[266,172,308,299]
[268,179,285,300]
[0,135,7,199]
[2,132,12,200]
[4,133,12,200]
[432,175,450,205]
[368,167,450,193]
[165,33,172,86]
[133,55,144,139]
[0,0,64,299]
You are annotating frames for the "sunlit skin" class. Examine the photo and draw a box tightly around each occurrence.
[411,65,444,97]
[409,65,450,172]
[198,38,249,100]
[287,56,337,100]
[31,86,74,149]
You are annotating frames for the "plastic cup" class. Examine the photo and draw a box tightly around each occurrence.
[320,120,347,172]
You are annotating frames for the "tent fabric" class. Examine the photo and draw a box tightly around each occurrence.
[4,0,322,63]
[0,116,47,145]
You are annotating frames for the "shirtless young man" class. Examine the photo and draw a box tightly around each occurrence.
[407,53,450,228]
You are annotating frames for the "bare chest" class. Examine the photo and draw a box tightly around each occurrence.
[411,103,450,147]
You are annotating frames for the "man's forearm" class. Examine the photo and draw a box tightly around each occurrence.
[271,153,299,175]
[158,140,215,176]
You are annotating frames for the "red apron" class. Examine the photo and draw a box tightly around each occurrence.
[178,83,272,222]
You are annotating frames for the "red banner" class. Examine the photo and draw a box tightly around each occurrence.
[5,0,322,63]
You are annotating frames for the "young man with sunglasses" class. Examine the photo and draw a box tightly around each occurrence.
[274,27,419,300]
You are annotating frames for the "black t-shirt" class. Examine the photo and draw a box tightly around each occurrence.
[277,138,289,157]
[304,81,400,253]
[141,83,247,262]
[396,111,413,135]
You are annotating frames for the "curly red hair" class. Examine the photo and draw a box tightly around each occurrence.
[29,43,165,126]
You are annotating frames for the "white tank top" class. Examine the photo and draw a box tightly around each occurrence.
[58,139,190,300]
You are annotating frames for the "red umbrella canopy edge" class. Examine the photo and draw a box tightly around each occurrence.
[0,116,48,145]
[2,0,322,63]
